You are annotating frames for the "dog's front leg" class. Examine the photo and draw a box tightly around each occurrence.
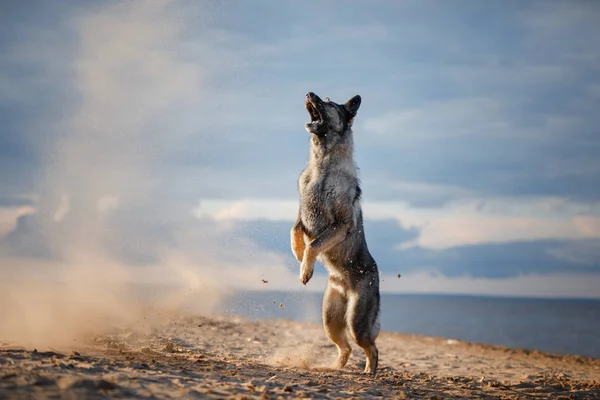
[299,223,348,285]
[290,211,306,262]
[299,255,315,285]
[309,223,348,253]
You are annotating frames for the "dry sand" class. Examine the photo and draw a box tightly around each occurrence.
[1,313,599,399]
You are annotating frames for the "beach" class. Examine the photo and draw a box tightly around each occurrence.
[1,313,599,399]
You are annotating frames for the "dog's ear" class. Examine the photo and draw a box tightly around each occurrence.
[344,95,361,118]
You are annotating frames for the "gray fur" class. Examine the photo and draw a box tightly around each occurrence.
[290,92,381,375]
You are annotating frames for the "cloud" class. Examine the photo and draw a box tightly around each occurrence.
[188,198,600,283]
[4,0,599,206]
[350,2,600,204]
[1,0,599,307]
[194,199,299,221]
[194,197,600,250]
[367,199,600,249]
[358,93,600,202]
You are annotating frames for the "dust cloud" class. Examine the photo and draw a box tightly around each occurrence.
[0,2,286,351]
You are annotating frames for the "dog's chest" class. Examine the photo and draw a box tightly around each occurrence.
[298,170,335,234]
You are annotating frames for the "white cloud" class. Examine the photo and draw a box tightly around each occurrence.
[367,198,600,249]
[194,198,299,221]
[195,196,600,250]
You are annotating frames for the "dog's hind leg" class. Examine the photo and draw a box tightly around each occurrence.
[360,340,378,375]
[347,286,380,375]
[322,281,351,370]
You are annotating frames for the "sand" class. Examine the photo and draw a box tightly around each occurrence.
[1,313,599,399]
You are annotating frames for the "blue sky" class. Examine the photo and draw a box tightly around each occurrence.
[1,1,599,298]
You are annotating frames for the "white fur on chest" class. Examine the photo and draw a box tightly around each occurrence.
[299,163,356,230]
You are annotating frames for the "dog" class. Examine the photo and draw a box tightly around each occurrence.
[290,92,380,375]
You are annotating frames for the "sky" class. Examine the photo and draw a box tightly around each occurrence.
[1,0,599,299]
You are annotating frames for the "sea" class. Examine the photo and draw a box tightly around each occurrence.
[216,291,600,359]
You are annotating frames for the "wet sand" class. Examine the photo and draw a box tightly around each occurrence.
[1,314,599,399]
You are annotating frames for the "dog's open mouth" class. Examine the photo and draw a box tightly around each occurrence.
[306,100,322,124]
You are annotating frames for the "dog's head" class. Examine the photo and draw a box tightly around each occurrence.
[304,92,361,137]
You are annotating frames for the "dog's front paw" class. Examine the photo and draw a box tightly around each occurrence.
[299,260,314,285]
[290,229,306,262]
[292,244,304,263]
